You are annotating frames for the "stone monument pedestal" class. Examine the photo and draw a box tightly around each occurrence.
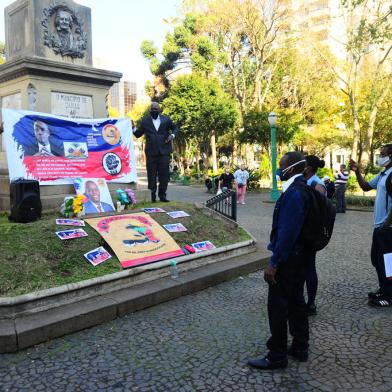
[0,0,147,211]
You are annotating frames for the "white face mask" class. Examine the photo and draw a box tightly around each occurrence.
[377,156,391,167]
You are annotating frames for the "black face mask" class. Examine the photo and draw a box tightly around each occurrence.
[150,111,159,119]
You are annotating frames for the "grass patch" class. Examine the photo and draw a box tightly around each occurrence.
[0,201,250,297]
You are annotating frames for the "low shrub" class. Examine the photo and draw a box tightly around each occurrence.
[346,194,375,207]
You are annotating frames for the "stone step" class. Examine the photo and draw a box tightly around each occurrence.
[0,243,268,352]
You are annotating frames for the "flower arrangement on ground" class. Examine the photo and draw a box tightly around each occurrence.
[115,189,137,211]
[62,194,88,218]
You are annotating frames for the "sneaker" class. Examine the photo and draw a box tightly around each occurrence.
[368,297,392,307]
[307,304,317,316]
[368,289,384,300]
[237,201,240,204]
[241,202,245,205]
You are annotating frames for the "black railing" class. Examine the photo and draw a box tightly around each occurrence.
[205,189,237,221]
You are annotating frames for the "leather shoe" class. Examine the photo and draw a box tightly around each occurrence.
[247,357,288,370]
[288,347,308,362]
[159,198,170,202]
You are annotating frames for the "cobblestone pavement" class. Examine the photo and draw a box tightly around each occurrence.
[1,184,392,392]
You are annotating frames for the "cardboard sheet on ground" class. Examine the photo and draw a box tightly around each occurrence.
[85,213,184,268]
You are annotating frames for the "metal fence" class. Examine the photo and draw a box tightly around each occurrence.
[205,189,237,222]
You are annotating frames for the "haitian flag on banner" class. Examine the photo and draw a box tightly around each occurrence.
[2,108,137,184]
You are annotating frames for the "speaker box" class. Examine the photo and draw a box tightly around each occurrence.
[9,179,42,223]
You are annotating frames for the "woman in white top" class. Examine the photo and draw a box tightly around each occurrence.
[234,164,250,204]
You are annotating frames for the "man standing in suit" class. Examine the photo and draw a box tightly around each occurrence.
[24,121,64,157]
[83,180,114,214]
[133,102,179,202]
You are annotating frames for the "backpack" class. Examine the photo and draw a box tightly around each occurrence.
[386,172,392,198]
[325,182,335,199]
[293,182,336,252]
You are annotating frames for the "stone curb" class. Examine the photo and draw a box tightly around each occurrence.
[0,243,269,353]
[0,239,254,309]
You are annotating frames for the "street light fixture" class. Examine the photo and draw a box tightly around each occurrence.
[268,112,280,201]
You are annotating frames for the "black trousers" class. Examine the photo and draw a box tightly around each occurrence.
[305,251,318,306]
[335,184,347,212]
[371,227,392,298]
[146,154,170,200]
[267,250,311,361]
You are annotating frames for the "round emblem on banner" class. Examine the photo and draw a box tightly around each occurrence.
[102,124,121,145]
[102,152,122,175]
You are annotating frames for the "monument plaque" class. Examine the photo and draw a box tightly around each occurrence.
[42,3,87,59]
[51,92,93,118]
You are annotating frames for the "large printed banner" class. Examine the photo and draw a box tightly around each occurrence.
[85,213,184,269]
[2,108,137,184]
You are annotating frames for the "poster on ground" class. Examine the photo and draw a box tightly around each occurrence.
[84,247,112,266]
[73,178,115,214]
[166,211,190,218]
[163,223,188,232]
[2,108,137,184]
[85,212,184,268]
[55,228,88,240]
[192,241,216,252]
[55,218,85,226]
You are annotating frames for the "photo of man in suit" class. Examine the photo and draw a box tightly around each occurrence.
[84,180,115,214]
[23,121,64,157]
[133,102,179,202]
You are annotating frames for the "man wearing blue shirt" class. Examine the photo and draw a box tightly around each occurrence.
[248,152,312,370]
[350,144,392,307]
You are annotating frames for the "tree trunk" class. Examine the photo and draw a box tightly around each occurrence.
[363,85,390,166]
[211,131,218,173]
[348,92,361,160]
[252,67,264,109]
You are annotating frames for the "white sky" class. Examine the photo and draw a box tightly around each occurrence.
[0,0,182,88]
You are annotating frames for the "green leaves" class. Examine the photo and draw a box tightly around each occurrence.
[163,74,238,146]
[140,40,157,59]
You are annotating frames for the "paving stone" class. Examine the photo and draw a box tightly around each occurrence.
[0,188,391,391]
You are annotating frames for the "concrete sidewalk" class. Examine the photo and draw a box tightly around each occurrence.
[1,182,391,392]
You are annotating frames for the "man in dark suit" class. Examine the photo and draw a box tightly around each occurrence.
[83,180,114,214]
[133,102,179,202]
[23,121,64,157]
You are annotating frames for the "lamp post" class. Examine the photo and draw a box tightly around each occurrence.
[268,112,280,201]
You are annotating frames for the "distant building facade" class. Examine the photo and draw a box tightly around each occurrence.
[109,81,137,117]
[278,0,347,59]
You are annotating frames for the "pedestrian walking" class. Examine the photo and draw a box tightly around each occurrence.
[334,164,349,213]
[303,155,326,316]
[234,164,249,204]
[247,152,311,370]
[218,166,235,191]
[350,144,392,307]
